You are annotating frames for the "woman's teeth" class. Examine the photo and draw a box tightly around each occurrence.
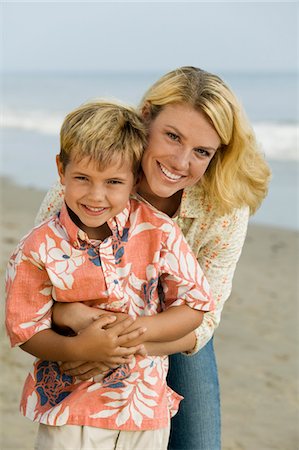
[159,163,182,180]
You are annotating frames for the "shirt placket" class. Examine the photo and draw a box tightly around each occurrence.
[98,232,125,307]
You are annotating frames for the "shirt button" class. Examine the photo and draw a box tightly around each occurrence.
[114,279,119,284]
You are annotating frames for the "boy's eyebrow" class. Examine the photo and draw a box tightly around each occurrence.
[72,170,131,180]
[72,170,90,176]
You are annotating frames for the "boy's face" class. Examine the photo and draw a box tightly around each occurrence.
[57,154,135,239]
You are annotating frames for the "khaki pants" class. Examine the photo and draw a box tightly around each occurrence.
[34,423,170,450]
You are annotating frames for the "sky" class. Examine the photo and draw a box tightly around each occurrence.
[1,1,298,74]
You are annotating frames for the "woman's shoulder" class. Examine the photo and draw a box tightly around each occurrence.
[180,184,249,237]
[35,180,64,225]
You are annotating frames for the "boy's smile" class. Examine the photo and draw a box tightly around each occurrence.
[57,155,135,240]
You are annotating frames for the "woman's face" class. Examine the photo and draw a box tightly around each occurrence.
[140,103,221,199]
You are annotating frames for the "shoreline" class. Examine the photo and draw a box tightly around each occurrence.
[1,176,298,449]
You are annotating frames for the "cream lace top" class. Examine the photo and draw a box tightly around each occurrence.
[35,180,249,354]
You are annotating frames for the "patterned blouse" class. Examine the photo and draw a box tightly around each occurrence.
[6,199,213,430]
[35,181,250,354]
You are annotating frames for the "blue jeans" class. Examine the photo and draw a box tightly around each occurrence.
[167,338,221,450]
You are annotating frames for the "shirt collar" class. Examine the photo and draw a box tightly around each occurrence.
[59,201,131,248]
[179,184,209,219]
[135,184,206,220]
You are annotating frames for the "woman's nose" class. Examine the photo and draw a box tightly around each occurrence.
[171,148,191,172]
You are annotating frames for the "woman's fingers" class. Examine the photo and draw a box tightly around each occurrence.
[60,360,85,372]
[76,369,107,381]
[61,361,108,377]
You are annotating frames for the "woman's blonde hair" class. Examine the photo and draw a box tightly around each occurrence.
[60,100,147,177]
[139,66,271,215]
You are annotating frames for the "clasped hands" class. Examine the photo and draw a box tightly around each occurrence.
[53,302,148,381]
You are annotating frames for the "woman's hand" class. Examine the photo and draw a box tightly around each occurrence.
[60,344,148,380]
[60,361,111,380]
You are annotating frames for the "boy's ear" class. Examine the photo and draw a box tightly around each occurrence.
[56,155,65,185]
[141,101,151,121]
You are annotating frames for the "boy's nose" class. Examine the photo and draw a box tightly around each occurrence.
[88,184,106,202]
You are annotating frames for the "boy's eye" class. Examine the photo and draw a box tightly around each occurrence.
[75,176,88,181]
[107,179,123,185]
[167,132,180,142]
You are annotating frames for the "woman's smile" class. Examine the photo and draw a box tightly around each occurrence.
[157,162,185,181]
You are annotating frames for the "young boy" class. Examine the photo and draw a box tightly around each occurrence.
[5,100,214,450]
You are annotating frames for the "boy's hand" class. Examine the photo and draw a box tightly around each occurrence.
[73,315,147,364]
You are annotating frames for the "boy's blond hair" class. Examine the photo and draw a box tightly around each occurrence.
[59,100,147,177]
[140,66,271,215]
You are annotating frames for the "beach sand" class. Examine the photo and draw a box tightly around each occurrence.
[0,177,298,450]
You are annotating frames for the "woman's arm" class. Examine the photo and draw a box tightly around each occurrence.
[53,301,203,345]
[117,306,204,345]
[60,332,197,380]
[181,205,250,354]
[34,180,64,225]
[54,303,200,379]
[144,332,196,356]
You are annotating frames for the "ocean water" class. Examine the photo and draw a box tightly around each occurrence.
[1,71,298,230]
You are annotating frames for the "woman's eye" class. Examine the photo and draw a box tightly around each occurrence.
[167,132,180,141]
[194,148,210,158]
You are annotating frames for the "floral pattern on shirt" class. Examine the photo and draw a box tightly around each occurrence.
[35,361,73,407]
[34,180,250,354]
[6,199,213,430]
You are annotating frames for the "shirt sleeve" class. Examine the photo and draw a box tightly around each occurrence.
[159,222,214,313]
[35,180,64,226]
[5,235,53,347]
[187,206,250,355]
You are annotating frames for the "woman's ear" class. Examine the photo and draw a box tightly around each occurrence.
[132,172,142,194]
[56,155,65,185]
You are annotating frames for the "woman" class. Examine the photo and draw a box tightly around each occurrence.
[35,66,271,450]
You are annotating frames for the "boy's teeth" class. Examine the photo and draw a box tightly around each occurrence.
[159,163,182,180]
[86,206,104,212]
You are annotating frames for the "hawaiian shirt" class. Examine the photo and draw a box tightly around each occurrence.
[34,180,249,354]
[5,199,213,431]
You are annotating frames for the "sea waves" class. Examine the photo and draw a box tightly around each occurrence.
[2,108,298,161]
